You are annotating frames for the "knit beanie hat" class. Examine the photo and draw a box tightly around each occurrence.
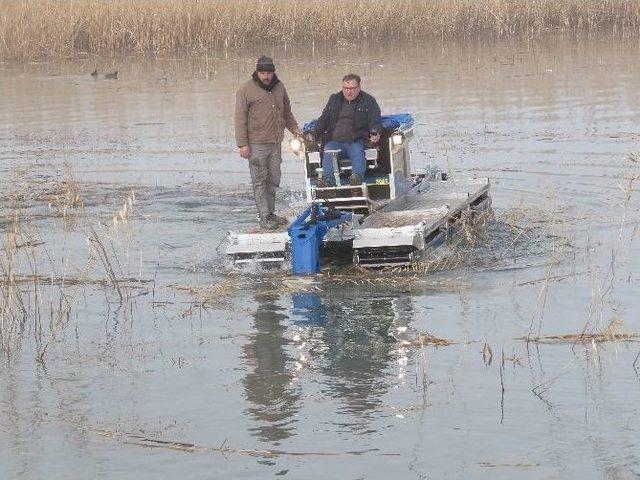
[256,55,275,72]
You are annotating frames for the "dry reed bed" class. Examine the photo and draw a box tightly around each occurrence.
[0,168,140,360]
[3,0,640,60]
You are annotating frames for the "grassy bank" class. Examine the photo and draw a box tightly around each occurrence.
[2,0,640,60]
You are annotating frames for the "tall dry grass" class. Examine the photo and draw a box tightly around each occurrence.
[2,0,640,60]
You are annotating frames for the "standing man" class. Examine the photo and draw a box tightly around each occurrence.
[314,74,382,187]
[235,56,302,230]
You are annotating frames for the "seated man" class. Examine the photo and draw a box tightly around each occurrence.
[314,73,382,187]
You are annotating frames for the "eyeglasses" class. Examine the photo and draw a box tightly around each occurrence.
[342,85,360,91]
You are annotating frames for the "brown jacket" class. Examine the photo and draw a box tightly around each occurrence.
[234,77,299,147]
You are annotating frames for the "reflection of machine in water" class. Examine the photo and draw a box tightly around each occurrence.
[293,290,416,427]
[241,285,417,440]
[241,292,301,443]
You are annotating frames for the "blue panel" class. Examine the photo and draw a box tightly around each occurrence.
[381,113,414,130]
[303,113,414,134]
[288,205,352,275]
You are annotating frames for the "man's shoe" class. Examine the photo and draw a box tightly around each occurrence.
[349,174,362,186]
[267,213,288,226]
[259,217,279,231]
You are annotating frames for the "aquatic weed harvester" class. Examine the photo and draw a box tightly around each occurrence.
[225,114,490,274]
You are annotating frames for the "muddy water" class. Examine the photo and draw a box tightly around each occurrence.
[1,37,640,479]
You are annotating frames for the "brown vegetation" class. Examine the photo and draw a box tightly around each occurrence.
[0,165,141,361]
[2,0,640,60]
[85,423,396,457]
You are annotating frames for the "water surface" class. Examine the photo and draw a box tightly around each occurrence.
[1,37,640,479]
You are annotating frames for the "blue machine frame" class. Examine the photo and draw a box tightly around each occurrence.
[288,205,352,275]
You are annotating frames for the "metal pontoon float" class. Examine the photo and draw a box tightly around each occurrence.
[225,114,490,274]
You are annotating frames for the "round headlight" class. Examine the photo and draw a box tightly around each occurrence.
[289,138,303,153]
[391,133,404,146]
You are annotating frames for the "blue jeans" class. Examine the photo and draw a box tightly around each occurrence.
[321,140,366,186]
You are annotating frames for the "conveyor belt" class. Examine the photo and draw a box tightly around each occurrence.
[361,179,490,229]
[353,178,490,268]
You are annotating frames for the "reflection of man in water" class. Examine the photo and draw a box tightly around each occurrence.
[313,73,382,187]
[234,56,302,231]
[242,293,301,442]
